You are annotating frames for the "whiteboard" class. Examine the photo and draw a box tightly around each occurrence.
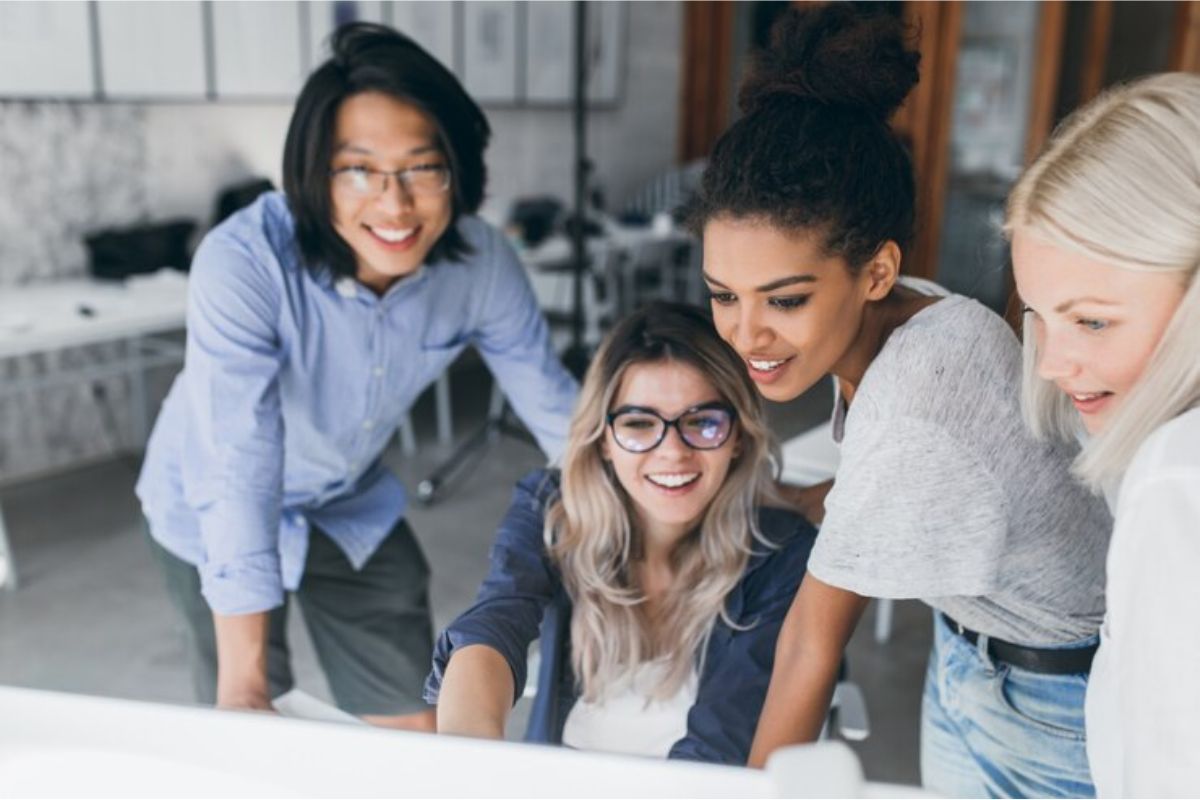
[389,0,457,76]
[212,1,305,99]
[305,1,386,73]
[97,1,207,99]
[0,1,94,98]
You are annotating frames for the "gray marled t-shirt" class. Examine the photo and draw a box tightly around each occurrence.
[809,295,1111,645]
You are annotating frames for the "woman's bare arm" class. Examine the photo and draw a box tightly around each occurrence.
[435,644,516,740]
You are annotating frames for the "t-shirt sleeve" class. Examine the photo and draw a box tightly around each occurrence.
[809,414,1009,599]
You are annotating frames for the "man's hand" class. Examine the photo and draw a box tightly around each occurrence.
[213,611,275,712]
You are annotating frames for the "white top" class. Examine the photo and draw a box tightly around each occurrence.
[1086,407,1200,797]
[561,661,698,758]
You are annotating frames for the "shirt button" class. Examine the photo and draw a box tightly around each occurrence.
[362,419,374,430]
[373,366,384,377]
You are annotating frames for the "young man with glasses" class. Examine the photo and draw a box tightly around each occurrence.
[135,24,577,730]
[426,303,818,764]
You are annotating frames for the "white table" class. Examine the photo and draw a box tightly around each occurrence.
[0,271,189,590]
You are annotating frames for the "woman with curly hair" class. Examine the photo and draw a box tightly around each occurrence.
[693,5,1111,795]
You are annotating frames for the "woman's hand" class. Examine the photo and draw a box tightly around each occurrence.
[435,644,515,740]
[748,574,868,767]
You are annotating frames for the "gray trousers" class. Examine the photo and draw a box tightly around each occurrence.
[147,519,434,716]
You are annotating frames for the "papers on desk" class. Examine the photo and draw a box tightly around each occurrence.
[273,689,364,726]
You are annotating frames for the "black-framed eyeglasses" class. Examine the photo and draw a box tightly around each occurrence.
[329,164,451,198]
[606,402,737,453]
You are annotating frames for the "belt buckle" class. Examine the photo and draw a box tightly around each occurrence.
[954,619,966,636]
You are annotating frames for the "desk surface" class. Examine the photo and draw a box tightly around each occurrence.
[0,271,188,360]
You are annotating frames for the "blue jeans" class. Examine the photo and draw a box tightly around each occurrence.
[921,612,1096,798]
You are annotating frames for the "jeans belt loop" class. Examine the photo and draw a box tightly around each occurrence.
[975,630,996,673]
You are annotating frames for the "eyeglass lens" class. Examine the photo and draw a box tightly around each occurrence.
[610,407,733,452]
[335,166,449,197]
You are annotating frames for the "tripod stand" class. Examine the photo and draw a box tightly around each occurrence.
[416,1,593,505]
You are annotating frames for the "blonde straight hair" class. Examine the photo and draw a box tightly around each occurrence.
[544,303,780,702]
[1005,72,1200,492]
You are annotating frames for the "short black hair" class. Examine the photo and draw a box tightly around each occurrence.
[282,23,491,279]
[689,5,920,270]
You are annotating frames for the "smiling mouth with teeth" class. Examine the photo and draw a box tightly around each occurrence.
[747,357,789,372]
[646,473,700,489]
[367,225,417,243]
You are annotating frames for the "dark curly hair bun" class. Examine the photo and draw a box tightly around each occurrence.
[739,4,920,122]
[689,5,922,270]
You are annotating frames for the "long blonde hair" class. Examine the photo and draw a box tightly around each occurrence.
[1006,72,1200,492]
[545,302,780,701]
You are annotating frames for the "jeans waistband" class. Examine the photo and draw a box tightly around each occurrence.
[940,613,1096,675]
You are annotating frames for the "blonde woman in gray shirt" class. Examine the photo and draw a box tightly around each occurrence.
[692,6,1111,796]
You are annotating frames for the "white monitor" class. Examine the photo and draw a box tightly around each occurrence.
[0,685,917,798]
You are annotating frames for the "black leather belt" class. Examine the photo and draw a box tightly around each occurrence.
[940,614,1097,675]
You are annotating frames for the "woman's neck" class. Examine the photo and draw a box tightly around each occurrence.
[833,287,939,404]
[634,518,688,606]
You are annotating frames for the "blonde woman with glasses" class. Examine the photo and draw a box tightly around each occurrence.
[425,302,817,763]
[1008,72,1200,797]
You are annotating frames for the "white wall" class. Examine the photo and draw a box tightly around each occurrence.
[141,2,680,231]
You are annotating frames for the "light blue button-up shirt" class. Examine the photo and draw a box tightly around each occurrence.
[136,192,578,615]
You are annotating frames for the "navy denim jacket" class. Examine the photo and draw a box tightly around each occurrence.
[424,469,817,765]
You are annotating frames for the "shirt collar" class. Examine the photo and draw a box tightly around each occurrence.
[329,266,430,303]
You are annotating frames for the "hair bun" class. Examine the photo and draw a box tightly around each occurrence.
[739,4,920,122]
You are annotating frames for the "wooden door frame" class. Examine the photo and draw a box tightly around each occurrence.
[1171,1,1200,72]
[892,2,962,281]
[678,2,736,164]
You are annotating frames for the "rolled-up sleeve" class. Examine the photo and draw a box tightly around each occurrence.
[180,231,286,615]
[425,470,562,706]
[471,232,578,462]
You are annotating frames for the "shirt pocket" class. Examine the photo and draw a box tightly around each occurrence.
[419,333,470,377]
